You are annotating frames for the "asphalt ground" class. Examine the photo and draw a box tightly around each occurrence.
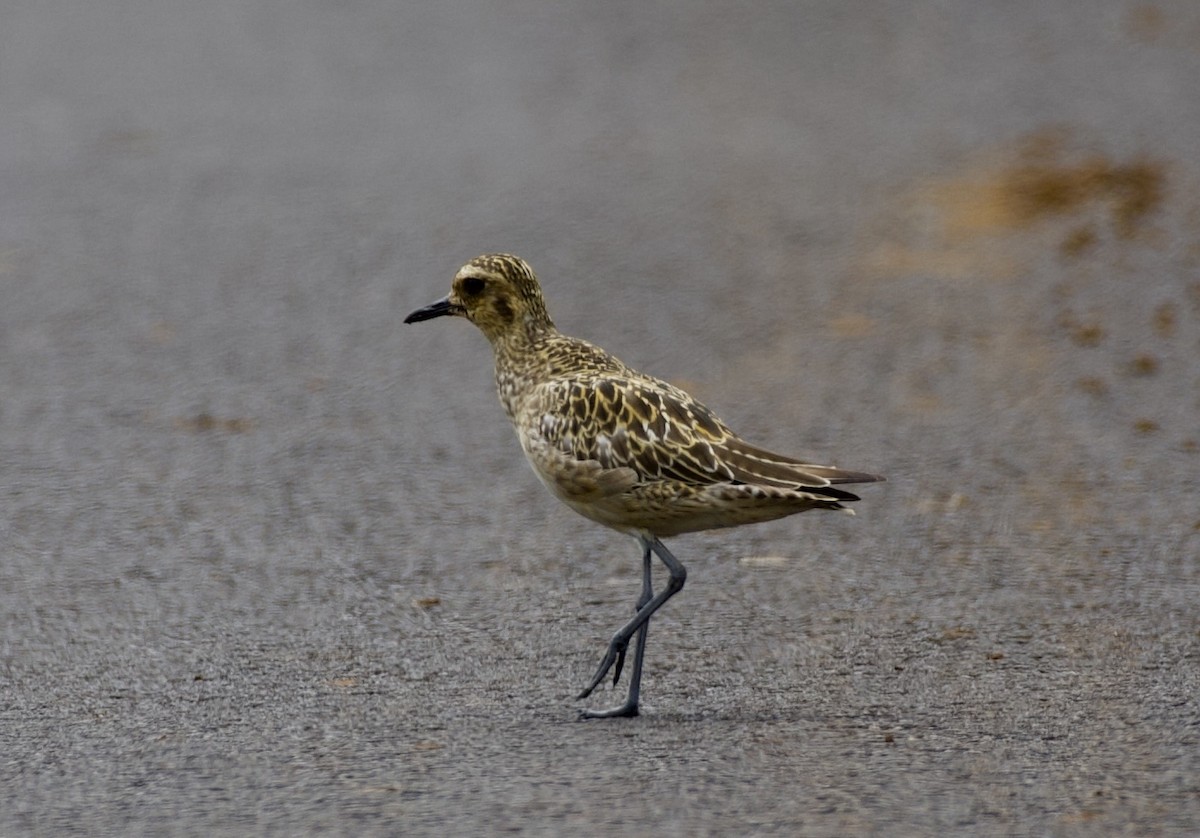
[2,1,1198,835]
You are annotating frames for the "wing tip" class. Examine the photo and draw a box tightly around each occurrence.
[825,469,886,486]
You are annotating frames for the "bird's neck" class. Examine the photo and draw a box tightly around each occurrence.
[491,318,556,366]
[491,321,560,419]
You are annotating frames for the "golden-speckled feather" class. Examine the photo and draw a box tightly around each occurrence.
[409,253,883,538]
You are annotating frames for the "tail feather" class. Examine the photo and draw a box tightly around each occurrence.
[719,438,885,490]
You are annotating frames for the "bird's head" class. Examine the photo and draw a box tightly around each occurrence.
[405,253,554,343]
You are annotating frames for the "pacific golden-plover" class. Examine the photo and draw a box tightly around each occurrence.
[405,253,883,718]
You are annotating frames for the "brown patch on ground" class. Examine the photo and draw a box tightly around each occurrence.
[860,130,1167,281]
[918,132,1164,241]
[1133,418,1161,434]
[1059,225,1097,257]
[148,322,176,344]
[1123,3,1200,48]
[1152,302,1177,337]
[173,414,257,433]
[1057,311,1106,347]
[1125,4,1167,43]
[1127,353,1160,376]
[827,312,876,338]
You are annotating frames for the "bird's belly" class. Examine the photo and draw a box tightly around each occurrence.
[549,479,826,538]
[516,432,841,538]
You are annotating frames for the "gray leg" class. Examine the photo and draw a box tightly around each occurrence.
[579,538,654,719]
[578,536,687,717]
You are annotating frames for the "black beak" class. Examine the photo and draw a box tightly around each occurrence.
[404,296,456,324]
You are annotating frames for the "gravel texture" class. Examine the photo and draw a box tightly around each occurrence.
[2,2,1198,835]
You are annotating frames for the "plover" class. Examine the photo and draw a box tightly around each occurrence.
[405,253,883,718]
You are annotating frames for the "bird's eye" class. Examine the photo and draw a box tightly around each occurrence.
[461,277,486,296]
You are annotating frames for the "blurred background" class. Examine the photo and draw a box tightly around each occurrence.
[2,1,1198,834]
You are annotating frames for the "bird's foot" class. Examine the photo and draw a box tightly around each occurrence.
[576,636,628,699]
[611,646,627,686]
[579,699,639,720]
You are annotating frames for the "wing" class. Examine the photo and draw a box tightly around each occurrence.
[714,437,884,492]
[528,374,882,496]
[528,375,736,484]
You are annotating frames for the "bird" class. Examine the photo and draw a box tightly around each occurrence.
[405,253,883,718]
